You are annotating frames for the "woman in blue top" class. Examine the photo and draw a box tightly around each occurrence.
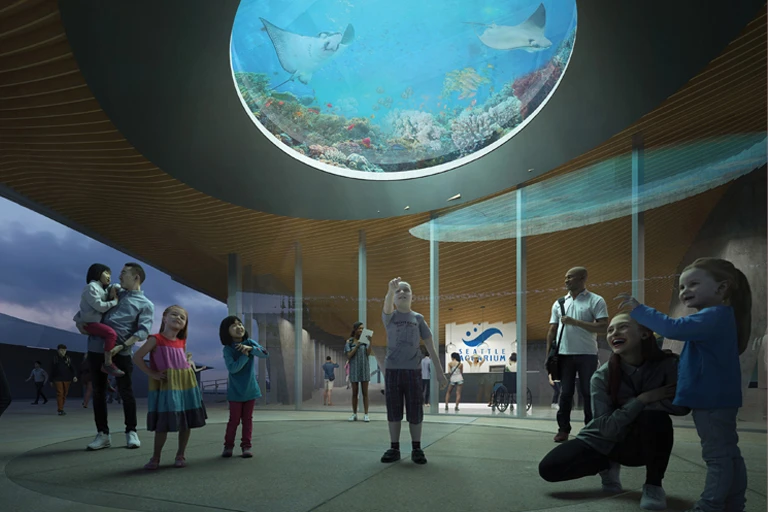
[619,257,752,512]
[220,316,268,459]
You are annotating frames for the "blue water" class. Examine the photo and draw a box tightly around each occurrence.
[231,0,577,122]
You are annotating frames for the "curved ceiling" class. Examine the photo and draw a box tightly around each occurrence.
[57,0,765,220]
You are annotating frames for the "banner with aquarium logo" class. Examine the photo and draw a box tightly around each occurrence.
[444,322,516,373]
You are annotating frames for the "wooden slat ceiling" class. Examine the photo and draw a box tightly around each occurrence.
[0,1,765,345]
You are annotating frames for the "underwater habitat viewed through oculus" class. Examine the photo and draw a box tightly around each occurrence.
[231,0,577,178]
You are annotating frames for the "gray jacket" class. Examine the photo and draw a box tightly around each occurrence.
[576,355,690,454]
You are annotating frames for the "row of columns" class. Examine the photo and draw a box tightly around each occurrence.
[225,134,646,413]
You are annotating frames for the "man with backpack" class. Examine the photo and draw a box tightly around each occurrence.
[545,267,609,443]
[50,344,78,416]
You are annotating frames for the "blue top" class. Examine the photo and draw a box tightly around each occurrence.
[87,289,154,356]
[322,362,338,380]
[223,338,269,402]
[630,305,742,409]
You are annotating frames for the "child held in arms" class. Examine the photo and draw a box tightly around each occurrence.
[381,277,448,465]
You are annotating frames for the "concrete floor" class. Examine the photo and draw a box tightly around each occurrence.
[0,397,765,512]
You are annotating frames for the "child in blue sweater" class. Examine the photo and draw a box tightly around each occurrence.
[220,316,268,459]
[619,257,752,512]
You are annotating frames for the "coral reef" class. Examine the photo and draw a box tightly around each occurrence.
[387,110,447,152]
[233,24,577,173]
[450,96,521,153]
[512,61,564,119]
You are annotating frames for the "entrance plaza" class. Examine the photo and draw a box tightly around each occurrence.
[1,1,767,511]
[1,397,766,512]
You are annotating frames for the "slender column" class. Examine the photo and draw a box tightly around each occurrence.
[257,313,267,405]
[515,188,528,416]
[429,215,440,412]
[243,265,253,340]
[294,242,303,410]
[227,253,241,318]
[632,133,645,303]
[359,230,367,325]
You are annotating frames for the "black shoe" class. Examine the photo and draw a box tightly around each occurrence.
[58,410,66,416]
[380,449,401,463]
[411,449,427,465]
[43,400,48,404]
[31,402,38,405]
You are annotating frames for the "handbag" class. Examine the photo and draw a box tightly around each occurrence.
[545,297,567,380]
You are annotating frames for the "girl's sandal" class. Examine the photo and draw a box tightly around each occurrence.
[143,458,160,470]
[174,456,187,468]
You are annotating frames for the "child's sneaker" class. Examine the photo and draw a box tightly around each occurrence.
[363,414,370,422]
[411,449,427,465]
[242,448,253,458]
[222,448,233,458]
[102,363,125,377]
[380,449,401,463]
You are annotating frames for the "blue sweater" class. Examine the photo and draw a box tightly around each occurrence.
[630,305,742,409]
[223,339,268,402]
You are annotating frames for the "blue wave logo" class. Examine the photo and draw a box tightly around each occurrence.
[462,326,503,347]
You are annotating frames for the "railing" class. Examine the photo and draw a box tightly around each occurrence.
[201,378,228,396]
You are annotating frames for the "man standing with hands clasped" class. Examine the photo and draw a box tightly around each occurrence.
[546,267,609,443]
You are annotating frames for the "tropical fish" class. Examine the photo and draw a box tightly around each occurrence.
[308,108,320,114]
[347,124,355,130]
[260,18,355,87]
[468,4,551,52]
[470,99,477,107]
[376,86,385,94]
[278,101,284,106]
[487,63,494,68]
[326,103,333,108]
[361,137,371,148]
[370,114,375,119]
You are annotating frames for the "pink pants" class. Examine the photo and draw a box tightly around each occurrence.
[224,400,255,449]
[84,323,118,352]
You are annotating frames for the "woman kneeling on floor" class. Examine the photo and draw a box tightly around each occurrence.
[539,313,690,510]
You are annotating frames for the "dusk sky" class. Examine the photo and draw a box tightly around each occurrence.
[0,196,230,382]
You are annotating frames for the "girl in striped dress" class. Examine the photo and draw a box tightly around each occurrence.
[133,305,207,469]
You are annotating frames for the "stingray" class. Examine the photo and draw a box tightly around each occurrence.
[260,18,355,88]
[468,3,552,52]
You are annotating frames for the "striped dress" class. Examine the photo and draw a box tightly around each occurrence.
[146,333,207,432]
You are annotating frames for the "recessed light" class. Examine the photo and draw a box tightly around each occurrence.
[404,206,410,210]
[528,168,534,172]
[447,193,461,201]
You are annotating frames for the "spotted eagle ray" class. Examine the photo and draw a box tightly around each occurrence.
[468,3,551,52]
[260,18,355,88]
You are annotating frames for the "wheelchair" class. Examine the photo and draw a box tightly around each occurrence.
[490,372,532,412]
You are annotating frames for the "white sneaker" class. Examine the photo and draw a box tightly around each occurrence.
[348,414,357,422]
[126,431,141,449]
[551,403,559,409]
[87,432,111,451]
[363,414,370,422]
[600,461,623,493]
[640,484,667,510]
